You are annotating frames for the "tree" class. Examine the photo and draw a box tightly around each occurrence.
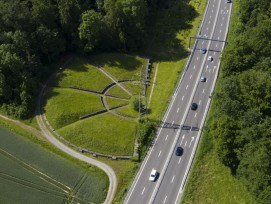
[79,9,105,52]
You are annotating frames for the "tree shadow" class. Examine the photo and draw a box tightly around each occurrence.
[140,0,199,62]
[88,53,143,71]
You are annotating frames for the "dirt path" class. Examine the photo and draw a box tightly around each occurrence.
[36,75,117,203]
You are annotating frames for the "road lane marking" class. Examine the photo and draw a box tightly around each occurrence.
[211,9,213,13]
[222,17,225,21]
[158,150,162,157]
[177,108,179,113]
[184,141,187,147]
[182,95,184,100]
[190,74,192,79]
[165,135,168,141]
[202,89,205,93]
[193,65,196,69]
[199,100,201,105]
[178,157,182,164]
[186,85,189,90]
[189,137,195,148]
[206,65,209,69]
[220,29,222,33]
[209,69,211,73]
[209,15,212,19]
[172,121,174,125]
[141,187,145,195]
[180,134,185,145]
[208,20,210,24]
[163,196,167,204]
[206,27,209,31]
[171,175,175,183]
[202,41,204,45]
[197,57,199,61]
[194,113,197,118]
[214,52,216,56]
[216,44,218,47]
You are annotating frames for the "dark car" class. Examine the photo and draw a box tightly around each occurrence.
[227,0,231,3]
[191,103,198,110]
[175,147,183,156]
[200,48,207,54]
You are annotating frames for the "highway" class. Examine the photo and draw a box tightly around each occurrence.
[124,0,232,204]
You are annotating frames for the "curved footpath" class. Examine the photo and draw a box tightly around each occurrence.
[36,83,117,204]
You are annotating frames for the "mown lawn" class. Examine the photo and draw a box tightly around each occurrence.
[51,57,113,92]
[44,87,103,129]
[106,85,131,99]
[0,123,108,204]
[123,82,142,96]
[115,105,139,118]
[90,53,146,81]
[57,113,137,156]
[105,97,129,109]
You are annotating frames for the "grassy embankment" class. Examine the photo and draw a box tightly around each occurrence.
[0,119,108,203]
[181,1,258,204]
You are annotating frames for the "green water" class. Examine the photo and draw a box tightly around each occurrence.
[0,125,108,204]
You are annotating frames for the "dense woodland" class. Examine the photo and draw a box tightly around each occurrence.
[210,0,271,203]
[0,0,184,118]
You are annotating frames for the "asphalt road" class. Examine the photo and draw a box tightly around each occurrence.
[124,0,232,203]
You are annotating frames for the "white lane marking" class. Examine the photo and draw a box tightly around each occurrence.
[209,69,211,73]
[186,85,189,90]
[206,27,209,31]
[202,89,205,93]
[177,108,179,113]
[206,65,209,69]
[213,4,214,7]
[197,57,199,61]
[189,137,195,148]
[194,113,197,118]
[172,121,174,125]
[163,196,167,204]
[171,176,175,183]
[220,29,222,33]
[180,134,185,145]
[211,9,213,13]
[222,17,225,21]
[182,95,184,100]
[202,41,204,45]
[214,66,217,69]
[184,141,187,147]
[216,44,218,47]
[193,65,196,69]
[209,15,212,19]
[190,74,192,79]
[199,100,201,105]
[208,20,210,24]
[214,52,216,56]
[165,135,168,141]
[158,150,162,157]
[221,23,223,27]
[218,36,220,40]
[213,69,215,73]
[178,157,182,164]
[141,187,145,195]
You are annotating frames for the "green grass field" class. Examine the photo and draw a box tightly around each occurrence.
[44,87,103,129]
[106,85,131,99]
[0,124,108,204]
[52,57,113,92]
[115,105,139,118]
[57,113,137,155]
[90,53,146,80]
[105,96,129,109]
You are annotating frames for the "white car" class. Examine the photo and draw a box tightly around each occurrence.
[149,169,158,182]
[208,56,213,61]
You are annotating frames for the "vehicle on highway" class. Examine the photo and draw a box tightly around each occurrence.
[227,0,231,3]
[200,48,207,54]
[149,169,158,182]
[175,147,183,156]
[208,56,213,61]
[191,103,198,110]
[200,76,206,82]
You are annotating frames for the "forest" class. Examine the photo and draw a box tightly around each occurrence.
[0,0,176,118]
[210,0,271,203]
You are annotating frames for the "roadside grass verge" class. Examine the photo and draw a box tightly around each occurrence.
[57,113,137,156]
[0,120,108,204]
[182,112,257,204]
[90,53,146,80]
[51,57,113,92]
[106,85,131,99]
[105,97,129,108]
[44,87,103,129]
